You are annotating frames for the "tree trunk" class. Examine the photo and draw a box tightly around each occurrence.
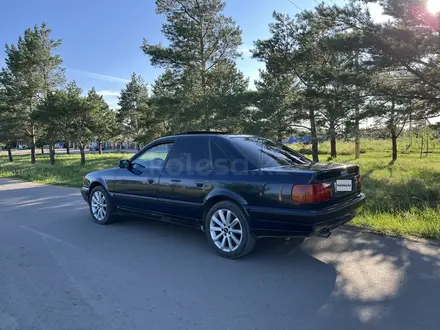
[7,144,13,162]
[354,111,360,159]
[391,132,398,162]
[30,125,36,164]
[426,134,429,155]
[276,125,283,143]
[136,143,140,151]
[199,19,209,131]
[309,108,319,162]
[98,139,102,155]
[329,123,337,158]
[330,134,337,159]
[202,72,208,131]
[79,144,86,166]
[66,142,70,154]
[390,100,397,162]
[49,144,55,165]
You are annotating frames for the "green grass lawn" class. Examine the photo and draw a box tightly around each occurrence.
[329,153,440,240]
[1,142,439,240]
[0,153,128,187]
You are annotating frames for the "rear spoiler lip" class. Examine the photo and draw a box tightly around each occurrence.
[311,164,360,182]
[259,166,316,173]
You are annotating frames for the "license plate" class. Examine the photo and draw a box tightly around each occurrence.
[336,180,352,192]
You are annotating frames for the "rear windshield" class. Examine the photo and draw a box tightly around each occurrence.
[230,137,312,168]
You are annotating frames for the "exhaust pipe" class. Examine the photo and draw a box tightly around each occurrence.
[316,231,331,238]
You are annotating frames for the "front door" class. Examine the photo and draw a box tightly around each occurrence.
[157,137,213,223]
[114,142,175,215]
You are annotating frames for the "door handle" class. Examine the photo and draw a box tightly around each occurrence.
[196,181,211,188]
[147,178,156,184]
[170,179,183,188]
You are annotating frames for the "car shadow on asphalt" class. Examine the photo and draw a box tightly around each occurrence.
[111,215,440,329]
[107,215,338,328]
[300,227,440,329]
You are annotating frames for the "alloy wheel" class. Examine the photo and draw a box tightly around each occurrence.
[209,209,243,252]
[91,191,107,221]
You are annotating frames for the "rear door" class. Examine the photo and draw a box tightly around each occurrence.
[156,137,213,223]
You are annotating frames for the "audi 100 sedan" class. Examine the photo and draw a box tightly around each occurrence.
[81,132,365,258]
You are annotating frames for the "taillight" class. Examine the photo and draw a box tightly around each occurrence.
[291,183,334,203]
[356,175,362,190]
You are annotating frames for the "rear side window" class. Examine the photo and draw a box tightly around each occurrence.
[231,137,311,169]
[165,137,210,171]
[211,141,233,172]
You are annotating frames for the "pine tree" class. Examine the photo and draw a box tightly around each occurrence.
[117,73,149,149]
[33,90,67,164]
[87,89,117,154]
[142,0,243,130]
[63,82,92,166]
[253,70,303,142]
[0,23,65,163]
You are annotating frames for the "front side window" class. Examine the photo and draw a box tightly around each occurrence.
[132,143,174,170]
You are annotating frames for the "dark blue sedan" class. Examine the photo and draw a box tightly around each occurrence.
[81,132,365,258]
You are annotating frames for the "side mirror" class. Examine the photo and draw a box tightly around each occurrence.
[119,159,130,169]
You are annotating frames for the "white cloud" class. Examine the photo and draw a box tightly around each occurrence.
[67,68,129,83]
[97,90,120,97]
[238,46,253,58]
[102,95,120,109]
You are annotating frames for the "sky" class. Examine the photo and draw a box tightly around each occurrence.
[0,0,383,109]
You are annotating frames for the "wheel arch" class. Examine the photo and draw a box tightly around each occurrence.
[88,179,109,201]
[202,190,249,224]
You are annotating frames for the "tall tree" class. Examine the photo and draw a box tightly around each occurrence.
[325,0,440,119]
[148,69,198,137]
[117,73,149,149]
[367,72,417,161]
[253,70,303,142]
[63,82,92,166]
[253,11,336,161]
[204,61,250,132]
[0,23,65,164]
[33,90,67,164]
[87,89,117,154]
[316,87,349,159]
[0,84,21,162]
[142,0,243,130]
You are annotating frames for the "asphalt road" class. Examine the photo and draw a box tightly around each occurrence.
[1,179,439,330]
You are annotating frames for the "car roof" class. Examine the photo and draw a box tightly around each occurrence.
[154,132,254,141]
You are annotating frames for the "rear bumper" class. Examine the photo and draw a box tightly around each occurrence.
[246,193,366,238]
[81,187,89,202]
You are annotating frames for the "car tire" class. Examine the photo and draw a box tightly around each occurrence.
[204,201,256,259]
[89,186,116,225]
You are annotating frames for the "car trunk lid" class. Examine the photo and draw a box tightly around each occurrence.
[263,163,361,205]
[310,163,361,201]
